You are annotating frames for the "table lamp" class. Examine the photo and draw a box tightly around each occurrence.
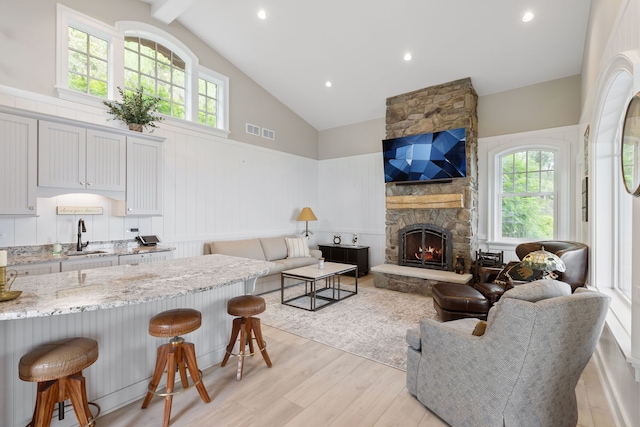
[520,247,566,279]
[297,207,317,237]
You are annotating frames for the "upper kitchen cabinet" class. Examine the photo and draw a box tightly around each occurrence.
[38,121,126,199]
[123,136,163,215]
[0,112,37,215]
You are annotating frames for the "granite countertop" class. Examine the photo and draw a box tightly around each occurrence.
[0,254,274,320]
[6,241,174,266]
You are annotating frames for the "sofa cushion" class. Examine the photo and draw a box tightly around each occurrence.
[209,239,266,261]
[274,256,318,271]
[503,279,571,302]
[260,236,289,261]
[285,237,311,258]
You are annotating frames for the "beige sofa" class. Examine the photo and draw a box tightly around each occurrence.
[204,236,322,294]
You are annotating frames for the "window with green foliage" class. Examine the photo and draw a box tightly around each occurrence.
[198,78,218,128]
[499,150,555,239]
[67,27,108,98]
[124,37,186,119]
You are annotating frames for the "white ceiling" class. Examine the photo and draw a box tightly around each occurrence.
[141,0,591,131]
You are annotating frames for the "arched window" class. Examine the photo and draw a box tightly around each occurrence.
[56,5,229,134]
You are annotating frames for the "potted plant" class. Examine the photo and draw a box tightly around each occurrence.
[103,86,164,132]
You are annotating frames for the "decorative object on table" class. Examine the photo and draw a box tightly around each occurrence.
[492,260,544,285]
[103,86,164,132]
[0,250,20,302]
[333,234,342,245]
[454,255,465,274]
[475,249,503,266]
[53,241,62,254]
[352,233,358,245]
[318,257,325,270]
[296,207,317,237]
[520,246,566,279]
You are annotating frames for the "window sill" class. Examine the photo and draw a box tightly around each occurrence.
[593,286,640,381]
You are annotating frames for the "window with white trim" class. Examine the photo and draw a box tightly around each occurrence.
[56,6,229,133]
[499,149,556,240]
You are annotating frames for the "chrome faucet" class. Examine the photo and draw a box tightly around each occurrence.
[77,219,89,251]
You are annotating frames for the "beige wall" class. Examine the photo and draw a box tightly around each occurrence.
[0,0,319,159]
[318,76,582,159]
[477,75,582,138]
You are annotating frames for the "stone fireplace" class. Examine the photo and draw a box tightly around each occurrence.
[384,78,479,273]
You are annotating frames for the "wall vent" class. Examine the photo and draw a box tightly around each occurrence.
[262,128,275,140]
[246,123,261,136]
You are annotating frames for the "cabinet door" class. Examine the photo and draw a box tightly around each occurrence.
[38,120,86,189]
[119,251,172,265]
[0,113,37,215]
[8,262,60,279]
[60,256,119,272]
[126,137,163,215]
[86,130,126,192]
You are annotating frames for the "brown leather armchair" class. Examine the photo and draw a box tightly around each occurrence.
[432,240,589,321]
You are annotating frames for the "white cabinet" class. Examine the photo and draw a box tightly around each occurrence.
[0,113,37,215]
[7,262,60,279]
[123,137,163,215]
[119,251,173,265]
[60,256,119,272]
[38,121,126,196]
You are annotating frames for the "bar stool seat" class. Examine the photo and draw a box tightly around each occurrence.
[19,337,99,427]
[221,295,272,380]
[141,308,210,427]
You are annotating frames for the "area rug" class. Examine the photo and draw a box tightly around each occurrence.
[260,285,440,371]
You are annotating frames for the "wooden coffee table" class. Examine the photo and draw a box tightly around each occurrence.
[281,262,358,311]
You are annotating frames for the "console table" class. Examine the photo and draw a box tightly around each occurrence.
[318,244,369,276]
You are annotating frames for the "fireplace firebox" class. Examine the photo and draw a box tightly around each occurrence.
[399,224,453,271]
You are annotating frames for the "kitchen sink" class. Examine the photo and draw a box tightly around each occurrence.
[65,250,109,256]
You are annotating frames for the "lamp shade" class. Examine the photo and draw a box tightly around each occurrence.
[520,247,566,273]
[297,207,317,222]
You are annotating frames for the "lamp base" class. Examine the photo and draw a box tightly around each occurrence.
[0,290,21,302]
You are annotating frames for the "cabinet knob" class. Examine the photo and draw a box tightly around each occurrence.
[127,208,133,212]
[87,182,93,186]
[80,181,85,185]
[28,206,35,210]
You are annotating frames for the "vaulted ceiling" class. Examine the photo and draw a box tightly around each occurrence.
[140,0,591,131]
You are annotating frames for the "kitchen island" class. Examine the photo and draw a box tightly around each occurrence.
[0,254,274,427]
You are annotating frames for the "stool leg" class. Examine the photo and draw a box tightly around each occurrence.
[31,380,59,427]
[142,344,170,409]
[182,342,211,403]
[175,343,190,389]
[221,317,242,367]
[162,346,178,427]
[251,317,272,368]
[236,318,248,380]
[65,373,93,427]
[246,317,255,355]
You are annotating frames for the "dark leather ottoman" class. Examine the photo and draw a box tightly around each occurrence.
[432,283,490,321]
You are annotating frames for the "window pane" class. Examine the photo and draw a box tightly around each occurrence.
[68,74,88,92]
[124,70,139,88]
[173,69,185,86]
[502,154,514,173]
[527,171,540,192]
[69,51,87,74]
[173,87,185,105]
[157,81,171,100]
[140,56,156,77]
[89,80,107,97]
[157,62,171,83]
[541,151,555,170]
[124,37,139,51]
[527,151,541,172]
[502,195,554,239]
[139,39,156,57]
[198,94,207,110]
[158,99,171,115]
[157,44,171,65]
[68,27,87,51]
[541,171,554,192]
[207,81,218,97]
[89,35,107,60]
[502,173,514,192]
[89,58,107,79]
[207,98,217,113]
[124,50,139,71]
[172,103,185,119]
[514,173,527,193]
[514,152,527,172]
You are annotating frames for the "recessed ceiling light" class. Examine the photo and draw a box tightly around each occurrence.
[522,11,534,22]
[404,53,412,61]
[325,81,332,88]
[257,10,267,20]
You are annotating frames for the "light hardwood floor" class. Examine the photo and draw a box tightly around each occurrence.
[97,276,617,427]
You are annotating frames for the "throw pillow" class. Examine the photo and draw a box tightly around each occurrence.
[493,261,544,285]
[285,237,310,258]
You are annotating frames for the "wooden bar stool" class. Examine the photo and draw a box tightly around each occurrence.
[141,308,210,427]
[19,337,99,427]
[221,295,272,380]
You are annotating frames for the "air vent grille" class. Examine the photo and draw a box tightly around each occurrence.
[246,123,261,136]
[262,128,275,140]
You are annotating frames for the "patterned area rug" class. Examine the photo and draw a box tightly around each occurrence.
[260,284,440,371]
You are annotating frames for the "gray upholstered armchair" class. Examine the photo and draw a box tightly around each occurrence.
[406,280,610,427]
